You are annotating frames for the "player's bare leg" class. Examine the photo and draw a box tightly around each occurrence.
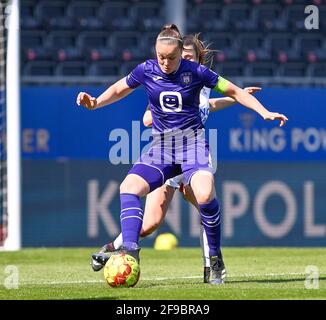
[141,184,175,237]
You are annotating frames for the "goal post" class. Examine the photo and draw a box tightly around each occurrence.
[1,0,21,251]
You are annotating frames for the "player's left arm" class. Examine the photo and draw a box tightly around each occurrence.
[209,87,261,113]
[213,77,288,127]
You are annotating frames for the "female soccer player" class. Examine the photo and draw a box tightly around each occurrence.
[77,24,288,285]
[92,34,261,284]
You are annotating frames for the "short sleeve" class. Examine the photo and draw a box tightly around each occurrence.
[126,62,146,88]
[198,64,219,89]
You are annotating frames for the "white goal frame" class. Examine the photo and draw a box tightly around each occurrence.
[3,0,21,250]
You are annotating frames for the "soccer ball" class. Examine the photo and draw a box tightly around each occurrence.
[103,253,140,288]
[154,233,178,250]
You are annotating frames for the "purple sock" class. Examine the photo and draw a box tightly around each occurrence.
[199,198,222,258]
[120,193,143,251]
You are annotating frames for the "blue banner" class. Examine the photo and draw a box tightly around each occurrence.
[21,87,326,247]
[21,87,326,161]
[22,160,326,247]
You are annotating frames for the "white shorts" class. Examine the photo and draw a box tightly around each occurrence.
[165,152,214,188]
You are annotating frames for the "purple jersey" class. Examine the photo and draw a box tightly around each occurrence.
[126,59,219,133]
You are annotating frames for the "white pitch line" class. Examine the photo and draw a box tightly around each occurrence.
[18,272,320,286]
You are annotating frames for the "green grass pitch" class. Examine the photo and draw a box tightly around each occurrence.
[0,247,325,300]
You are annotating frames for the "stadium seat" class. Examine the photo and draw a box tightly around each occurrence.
[192,3,222,21]
[55,47,84,62]
[202,18,231,32]
[76,31,109,50]
[47,17,75,30]
[215,62,245,77]
[86,48,116,62]
[222,4,251,24]
[119,60,145,76]
[188,0,221,4]
[235,32,265,51]
[21,30,46,48]
[205,32,234,51]
[319,5,326,30]
[225,0,252,4]
[139,32,159,59]
[55,61,88,76]
[88,61,120,76]
[250,0,276,4]
[109,31,141,56]
[280,0,307,5]
[282,4,307,30]
[233,18,258,31]
[97,1,135,30]
[295,34,324,54]
[19,0,326,81]
[252,4,281,29]
[273,48,301,63]
[215,48,242,63]
[129,3,164,31]
[21,0,36,18]
[66,1,98,20]
[264,33,294,53]
[254,48,272,62]
[305,48,326,63]
[130,0,164,3]
[45,31,77,49]
[21,16,43,30]
[129,2,163,21]
[244,62,277,77]
[277,62,307,77]
[35,1,67,20]
[23,61,56,76]
[306,62,326,78]
[22,47,54,63]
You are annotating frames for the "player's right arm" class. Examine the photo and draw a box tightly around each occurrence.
[76,77,134,110]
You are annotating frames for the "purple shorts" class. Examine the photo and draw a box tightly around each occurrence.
[128,129,214,192]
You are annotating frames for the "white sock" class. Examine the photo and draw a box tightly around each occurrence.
[199,224,210,268]
[113,234,144,250]
[113,233,123,249]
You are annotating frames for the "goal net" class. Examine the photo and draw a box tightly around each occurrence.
[0,0,8,247]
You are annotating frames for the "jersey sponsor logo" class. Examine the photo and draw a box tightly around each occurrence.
[159,91,182,112]
[180,72,193,85]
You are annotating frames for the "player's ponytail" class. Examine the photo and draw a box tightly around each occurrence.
[157,24,183,50]
[160,24,181,34]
